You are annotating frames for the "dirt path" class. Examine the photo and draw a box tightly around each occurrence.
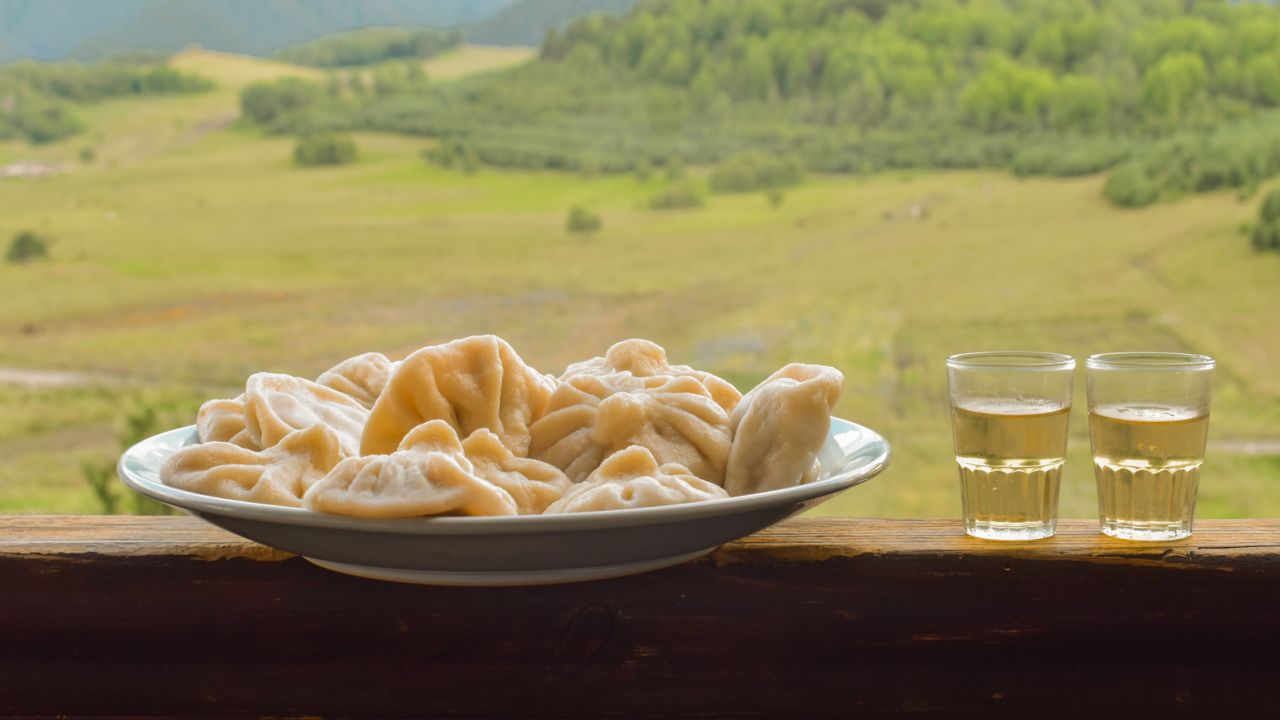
[0,367,123,389]
[176,113,236,147]
[1211,439,1280,456]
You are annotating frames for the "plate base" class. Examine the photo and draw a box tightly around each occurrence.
[305,548,716,586]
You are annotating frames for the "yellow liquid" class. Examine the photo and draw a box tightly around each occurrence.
[951,400,1069,540]
[1090,404,1209,540]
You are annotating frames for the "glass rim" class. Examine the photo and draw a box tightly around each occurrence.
[946,351,1075,371]
[1086,352,1215,371]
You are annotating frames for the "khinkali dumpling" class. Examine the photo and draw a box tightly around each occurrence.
[528,339,738,484]
[306,419,562,518]
[161,424,343,507]
[457,427,571,514]
[360,335,555,456]
[242,372,368,457]
[724,364,843,496]
[316,352,397,409]
[194,354,390,448]
[196,396,255,447]
[559,339,742,414]
[544,445,728,513]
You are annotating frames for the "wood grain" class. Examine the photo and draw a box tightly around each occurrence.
[1,516,1278,719]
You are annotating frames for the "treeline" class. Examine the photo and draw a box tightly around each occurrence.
[237,0,1280,207]
[239,63,430,126]
[273,27,463,68]
[0,61,213,144]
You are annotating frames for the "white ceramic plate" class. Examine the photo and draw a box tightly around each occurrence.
[119,417,890,586]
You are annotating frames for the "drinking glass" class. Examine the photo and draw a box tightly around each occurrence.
[1086,352,1214,541]
[947,352,1075,540]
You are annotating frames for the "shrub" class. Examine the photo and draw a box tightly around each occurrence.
[1103,162,1159,208]
[1252,221,1280,251]
[240,77,320,125]
[12,97,81,144]
[78,145,95,163]
[6,231,49,263]
[424,143,457,168]
[1262,187,1280,224]
[82,394,198,515]
[294,133,357,166]
[766,187,786,207]
[1011,141,1131,177]
[566,205,602,233]
[1252,188,1280,251]
[710,153,804,194]
[648,183,704,209]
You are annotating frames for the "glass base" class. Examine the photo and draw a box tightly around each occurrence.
[1100,519,1191,541]
[965,520,1056,541]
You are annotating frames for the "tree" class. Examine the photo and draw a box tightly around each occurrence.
[1244,53,1280,107]
[1140,53,1208,123]
[1252,188,1280,251]
[406,63,429,90]
[649,183,704,209]
[1262,187,1280,224]
[710,153,804,193]
[1025,25,1068,71]
[1104,162,1159,208]
[733,41,776,100]
[960,58,1056,131]
[240,77,318,124]
[1050,75,1109,132]
[566,205,602,233]
[6,231,49,263]
[294,133,357,166]
[371,66,407,98]
[348,72,367,96]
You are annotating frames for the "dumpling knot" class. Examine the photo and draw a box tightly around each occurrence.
[591,392,648,446]
[604,339,668,377]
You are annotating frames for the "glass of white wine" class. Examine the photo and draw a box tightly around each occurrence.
[1086,352,1214,541]
[947,352,1076,541]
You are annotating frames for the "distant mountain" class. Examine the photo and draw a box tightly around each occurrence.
[0,0,517,62]
[0,0,150,61]
[464,0,635,47]
[0,28,23,61]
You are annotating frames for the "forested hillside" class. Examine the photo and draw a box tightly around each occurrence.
[240,0,1280,207]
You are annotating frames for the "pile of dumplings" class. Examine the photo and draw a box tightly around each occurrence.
[160,336,844,517]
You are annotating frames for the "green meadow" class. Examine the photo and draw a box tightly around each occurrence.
[1,48,1277,517]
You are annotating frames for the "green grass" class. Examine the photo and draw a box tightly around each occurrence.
[1,51,1278,516]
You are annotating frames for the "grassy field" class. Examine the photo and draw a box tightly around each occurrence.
[1,48,1277,517]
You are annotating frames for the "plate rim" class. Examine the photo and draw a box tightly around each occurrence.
[119,416,891,535]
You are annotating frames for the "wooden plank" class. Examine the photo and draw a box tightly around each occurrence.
[1,516,1278,719]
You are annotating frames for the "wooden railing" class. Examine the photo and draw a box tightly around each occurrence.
[2,516,1278,718]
